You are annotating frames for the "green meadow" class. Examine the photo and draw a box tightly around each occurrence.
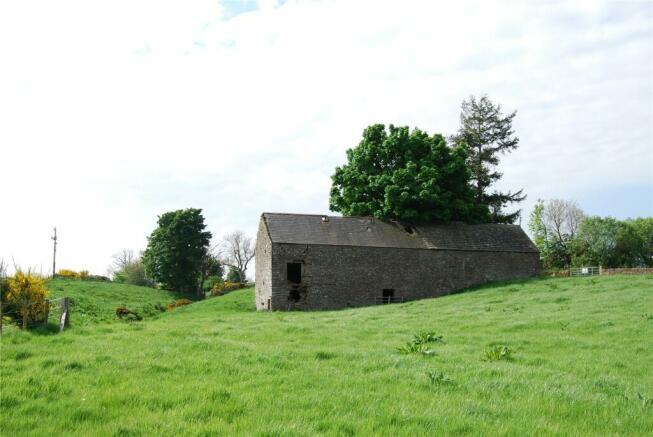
[1,275,652,436]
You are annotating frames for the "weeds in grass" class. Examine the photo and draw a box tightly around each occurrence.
[413,331,444,345]
[483,345,513,362]
[642,314,653,321]
[637,393,653,408]
[397,331,443,355]
[397,342,435,356]
[426,370,453,386]
[315,351,336,360]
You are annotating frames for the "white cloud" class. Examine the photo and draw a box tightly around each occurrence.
[0,0,650,275]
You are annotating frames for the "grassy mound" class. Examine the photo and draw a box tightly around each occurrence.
[1,275,652,435]
[43,278,185,325]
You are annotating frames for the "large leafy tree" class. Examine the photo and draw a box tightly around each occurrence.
[329,124,489,223]
[451,95,525,223]
[570,216,651,268]
[143,208,212,295]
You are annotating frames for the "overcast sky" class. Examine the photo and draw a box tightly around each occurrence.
[0,0,651,276]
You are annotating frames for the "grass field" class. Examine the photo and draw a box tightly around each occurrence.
[1,275,652,435]
[43,278,187,325]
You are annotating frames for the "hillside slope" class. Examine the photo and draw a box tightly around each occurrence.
[1,275,652,435]
[45,278,186,325]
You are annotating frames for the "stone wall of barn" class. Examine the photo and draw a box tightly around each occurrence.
[265,243,540,310]
[254,219,273,311]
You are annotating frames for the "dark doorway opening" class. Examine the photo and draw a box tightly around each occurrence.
[287,263,302,283]
[288,286,301,302]
[266,298,271,310]
[381,289,395,304]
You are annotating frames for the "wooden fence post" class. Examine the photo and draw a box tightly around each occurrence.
[44,299,50,325]
[59,297,70,332]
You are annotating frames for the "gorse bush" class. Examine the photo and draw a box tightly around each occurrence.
[57,269,108,282]
[57,269,81,279]
[211,281,245,296]
[483,345,513,362]
[166,299,193,311]
[6,270,49,329]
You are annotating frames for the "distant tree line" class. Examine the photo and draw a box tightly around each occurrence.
[330,95,525,224]
[529,199,652,269]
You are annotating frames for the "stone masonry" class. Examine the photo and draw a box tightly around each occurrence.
[255,213,540,311]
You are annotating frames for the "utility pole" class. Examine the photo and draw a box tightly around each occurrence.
[52,227,58,279]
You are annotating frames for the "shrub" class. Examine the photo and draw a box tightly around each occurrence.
[57,269,80,279]
[113,259,152,287]
[211,281,244,296]
[6,270,49,328]
[87,275,110,282]
[166,299,193,311]
[483,345,513,362]
[115,306,142,321]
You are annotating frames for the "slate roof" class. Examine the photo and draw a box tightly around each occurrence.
[261,213,539,253]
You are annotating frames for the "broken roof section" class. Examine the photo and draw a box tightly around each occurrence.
[261,213,539,253]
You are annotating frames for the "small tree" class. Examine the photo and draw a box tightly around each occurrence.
[142,209,212,294]
[6,269,49,329]
[626,218,653,267]
[219,231,255,283]
[226,266,243,283]
[529,198,585,269]
[111,250,152,287]
[199,253,223,294]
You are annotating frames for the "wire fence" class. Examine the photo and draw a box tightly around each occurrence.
[0,296,70,334]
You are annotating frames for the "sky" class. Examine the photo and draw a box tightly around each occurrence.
[0,0,651,276]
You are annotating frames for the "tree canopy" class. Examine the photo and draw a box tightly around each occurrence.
[451,95,525,223]
[142,208,212,294]
[329,124,489,223]
[529,199,652,269]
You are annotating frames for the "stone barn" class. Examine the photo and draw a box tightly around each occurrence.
[255,213,539,311]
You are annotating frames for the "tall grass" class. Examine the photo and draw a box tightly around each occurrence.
[1,275,652,435]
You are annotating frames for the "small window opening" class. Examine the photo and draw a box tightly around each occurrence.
[266,298,271,310]
[287,262,302,283]
[383,289,395,298]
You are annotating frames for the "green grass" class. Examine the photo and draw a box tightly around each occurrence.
[1,275,652,435]
[43,279,185,325]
